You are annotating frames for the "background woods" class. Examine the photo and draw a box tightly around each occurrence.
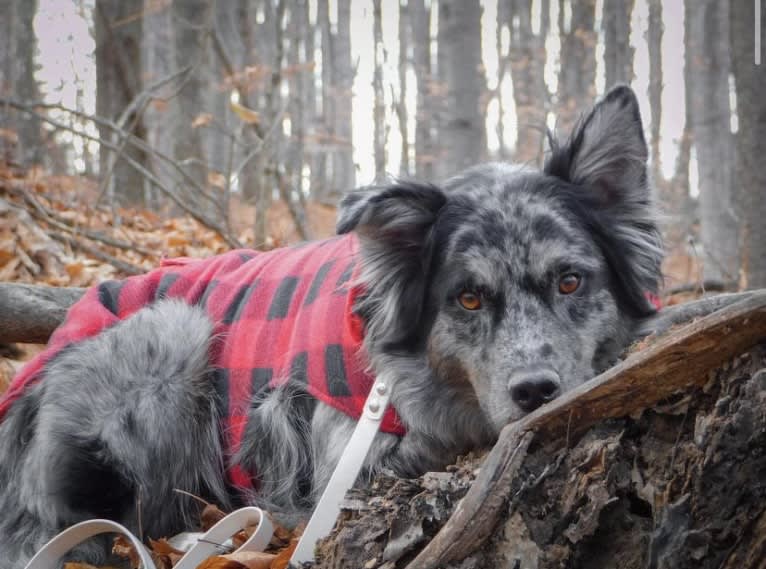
[0,0,764,290]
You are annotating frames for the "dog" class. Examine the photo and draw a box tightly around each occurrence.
[0,85,662,567]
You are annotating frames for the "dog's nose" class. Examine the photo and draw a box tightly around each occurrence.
[508,368,561,412]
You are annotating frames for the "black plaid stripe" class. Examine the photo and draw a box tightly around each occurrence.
[223,281,260,324]
[290,352,309,384]
[336,260,356,288]
[197,280,218,310]
[155,273,180,300]
[251,367,273,396]
[268,276,299,320]
[325,344,351,397]
[98,280,124,315]
[304,261,335,306]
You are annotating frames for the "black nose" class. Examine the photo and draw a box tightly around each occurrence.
[509,369,561,412]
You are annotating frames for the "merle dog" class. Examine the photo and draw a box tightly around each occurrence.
[0,85,662,567]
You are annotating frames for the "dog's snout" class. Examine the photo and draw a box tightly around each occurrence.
[508,368,561,413]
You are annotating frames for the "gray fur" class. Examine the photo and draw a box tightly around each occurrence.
[0,86,662,567]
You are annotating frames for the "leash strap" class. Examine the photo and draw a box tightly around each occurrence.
[289,374,393,565]
[23,506,273,569]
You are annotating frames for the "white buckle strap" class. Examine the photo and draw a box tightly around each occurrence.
[24,506,273,569]
[290,376,393,565]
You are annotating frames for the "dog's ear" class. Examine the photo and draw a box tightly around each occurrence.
[545,86,663,315]
[337,181,447,351]
[545,85,648,205]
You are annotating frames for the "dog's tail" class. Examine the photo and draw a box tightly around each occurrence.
[0,299,231,567]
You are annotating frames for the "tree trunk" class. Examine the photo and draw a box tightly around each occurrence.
[686,0,738,284]
[410,0,435,180]
[95,0,148,206]
[730,0,766,289]
[0,0,42,166]
[556,0,597,135]
[602,0,635,88]
[372,0,386,180]
[172,0,210,201]
[647,0,663,187]
[507,0,550,165]
[397,0,410,176]
[333,0,355,193]
[435,0,486,179]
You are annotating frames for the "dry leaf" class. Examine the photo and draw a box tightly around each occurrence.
[222,551,275,569]
[192,113,214,128]
[269,538,299,569]
[201,503,228,531]
[230,101,260,124]
[196,557,248,569]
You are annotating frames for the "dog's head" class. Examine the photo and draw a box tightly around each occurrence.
[338,86,663,432]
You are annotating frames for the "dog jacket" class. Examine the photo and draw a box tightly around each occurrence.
[0,233,405,491]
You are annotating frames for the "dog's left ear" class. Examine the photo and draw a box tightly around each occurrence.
[545,86,663,315]
[337,182,447,350]
[545,85,648,204]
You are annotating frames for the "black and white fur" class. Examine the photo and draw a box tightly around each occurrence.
[0,86,662,567]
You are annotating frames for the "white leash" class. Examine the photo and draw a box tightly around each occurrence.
[289,374,393,565]
[24,379,392,568]
[24,506,273,569]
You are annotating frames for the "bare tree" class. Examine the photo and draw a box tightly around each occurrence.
[410,0,435,180]
[502,0,551,165]
[0,0,42,166]
[95,0,148,206]
[556,0,597,134]
[172,0,211,196]
[435,0,486,178]
[333,0,355,193]
[602,0,635,88]
[373,0,386,179]
[730,0,766,289]
[686,0,738,284]
[647,0,663,187]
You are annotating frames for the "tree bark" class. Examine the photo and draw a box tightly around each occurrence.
[435,0,486,179]
[333,0,355,193]
[95,0,148,206]
[686,0,738,284]
[0,284,85,344]
[730,0,766,289]
[373,0,386,179]
[0,0,42,166]
[410,0,435,180]
[506,0,550,165]
[602,0,635,88]
[647,0,663,187]
[556,0,597,135]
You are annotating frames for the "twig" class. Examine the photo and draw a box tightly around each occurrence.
[10,184,156,257]
[0,98,242,248]
[49,231,144,275]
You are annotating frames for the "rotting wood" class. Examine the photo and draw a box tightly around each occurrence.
[405,290,766,569]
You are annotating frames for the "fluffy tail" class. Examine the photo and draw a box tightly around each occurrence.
[0,299,230,567]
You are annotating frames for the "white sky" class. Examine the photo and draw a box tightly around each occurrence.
[34,0,691,187]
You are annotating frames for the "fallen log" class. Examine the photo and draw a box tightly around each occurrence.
[0,283,85,344]
[313,291,766,569]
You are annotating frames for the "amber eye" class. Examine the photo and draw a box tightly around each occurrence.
[458,291,482,310]
[558,273,581,294]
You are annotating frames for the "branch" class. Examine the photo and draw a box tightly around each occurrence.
[49,231,144,275]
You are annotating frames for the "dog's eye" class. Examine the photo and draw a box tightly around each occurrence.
[558,273,581,294]
[457,291,482,310]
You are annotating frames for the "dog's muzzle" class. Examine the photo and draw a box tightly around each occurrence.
[508,367,562,412]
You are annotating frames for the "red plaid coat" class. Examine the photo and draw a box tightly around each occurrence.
[0,233,405,490]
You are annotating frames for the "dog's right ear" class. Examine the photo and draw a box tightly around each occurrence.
[336,181,447,239]
[337,181,447,351]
